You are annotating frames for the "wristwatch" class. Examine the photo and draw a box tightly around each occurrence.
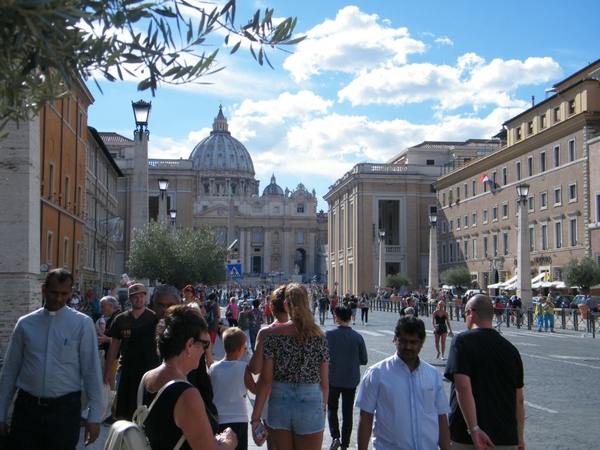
[467,425,480,435]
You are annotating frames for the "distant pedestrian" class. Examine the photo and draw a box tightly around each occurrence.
[432,301,453,360]
[248,299,263,351]
[543,297,555,332]
[318,295,330,325]
[326,305,368,450]
[444,294,525,450]
[359,295,371,325]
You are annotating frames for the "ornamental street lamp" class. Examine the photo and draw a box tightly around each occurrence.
[428,212,439,301]
[516,183,532,306]
[169,209,177,230]
[378,229,386,295]
[158,178,169,222]
[130,100,151,244]
[132,100,152,141]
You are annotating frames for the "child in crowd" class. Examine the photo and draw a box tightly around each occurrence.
[210,328,257,450]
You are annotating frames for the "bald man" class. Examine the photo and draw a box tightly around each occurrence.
[444,295,525,450]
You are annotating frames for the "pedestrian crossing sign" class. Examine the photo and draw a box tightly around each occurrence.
[227,263,242,279]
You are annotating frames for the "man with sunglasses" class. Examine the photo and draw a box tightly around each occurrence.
[444,295,525,450]
[356,316,450,450]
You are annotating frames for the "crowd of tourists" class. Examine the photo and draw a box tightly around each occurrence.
[0,269,526,450]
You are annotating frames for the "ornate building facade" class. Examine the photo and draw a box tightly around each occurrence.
[104,106,327,285]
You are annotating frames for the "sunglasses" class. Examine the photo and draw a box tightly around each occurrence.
[462,308,476,318]
[196,338,211,350]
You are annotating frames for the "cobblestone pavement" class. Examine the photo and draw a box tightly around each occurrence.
[80,307,599,450]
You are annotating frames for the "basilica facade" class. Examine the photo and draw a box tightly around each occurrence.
[103,106,327,285]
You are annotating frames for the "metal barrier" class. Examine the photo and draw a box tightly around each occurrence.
[371,300,598,337]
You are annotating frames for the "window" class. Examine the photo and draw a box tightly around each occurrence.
[442,244,447,264]
[568,183,577,202]
[472,212,477,227]
[516,161,521,181]
[540,114,547,129]
[472,238,477,259]
[47,232,53,264]
[483,209,488,224]
[540,192,548,209]
[65,176,70,208]
[502,203,508,219]
[541,224,548,250]
[449,242,454,263]
[529,227,535,252]
[502,167,507,185]
[464,241,469,260]
[456,217,461,230]
[540,151,546,172]
[527,156,533,177]
[442,220,447,234]
[528,195,534,212]
[492,171,497,187]
[456,240,461,261]
[297,231,305,244]
[296,204,304,213]
[503,232,509,255]
[554,106,561,123]
[555,221,562,249]
[553,145,560,167]
[528,120,534,136]
[472,180,476,197]
[63,237,69,267]
[553,187,562,206]
[492,234,498,256]
[483,236,488,258]
[464,214,468,228]
[253,230,262,244]
[568,139,576,162]
[49,163,55,200]
[516,127,522,140]
[442,192,446,207]
[568,99,576,115]
[426,159,435,165]
[570,218,577,246]
[449,219,453,231]
[492,206,498,221]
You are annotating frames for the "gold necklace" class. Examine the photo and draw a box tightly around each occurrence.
[163,362,187,379]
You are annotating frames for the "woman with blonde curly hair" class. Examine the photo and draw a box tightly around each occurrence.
[250,284,329,450]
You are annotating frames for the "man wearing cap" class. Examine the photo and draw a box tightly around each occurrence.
[103,282,158,420]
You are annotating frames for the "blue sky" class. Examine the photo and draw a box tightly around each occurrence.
[87,0,599,210]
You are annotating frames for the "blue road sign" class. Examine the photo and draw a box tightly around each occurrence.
[227,263,242,279]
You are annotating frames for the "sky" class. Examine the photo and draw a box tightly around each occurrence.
[87,0,599,210]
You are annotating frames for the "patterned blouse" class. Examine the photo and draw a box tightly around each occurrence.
[263,334,330,384]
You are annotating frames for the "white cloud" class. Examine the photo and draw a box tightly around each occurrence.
[283,6,426,82]
[338,55,562,111]
[434,36,453,46]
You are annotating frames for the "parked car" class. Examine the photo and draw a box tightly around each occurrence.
[553,295,573,309]
[570,295,587,309]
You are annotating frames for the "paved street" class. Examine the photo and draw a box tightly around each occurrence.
[80,307,599,449]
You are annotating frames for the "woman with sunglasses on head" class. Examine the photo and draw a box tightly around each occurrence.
[141,305,237,449]
[250,283,329,450]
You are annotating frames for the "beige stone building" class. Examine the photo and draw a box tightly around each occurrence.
[433,59,600,296]
[324,140,501,296]
[102,106,327,285]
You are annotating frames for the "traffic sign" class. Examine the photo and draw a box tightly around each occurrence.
[227,263,242,279]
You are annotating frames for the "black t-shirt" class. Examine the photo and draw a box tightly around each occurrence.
[444,328,524,445]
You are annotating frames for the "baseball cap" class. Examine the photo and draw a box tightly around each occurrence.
[128,283,147,297]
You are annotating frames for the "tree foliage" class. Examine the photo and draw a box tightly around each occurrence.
[562,257,600,294]
[128,220,227,288]
[440,266,472,292]
[386,273,411,290]
[0,0,304,131]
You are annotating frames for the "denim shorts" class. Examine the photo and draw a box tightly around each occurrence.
[267,381,324,435]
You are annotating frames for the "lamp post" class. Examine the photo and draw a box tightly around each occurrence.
[378,229,386,295]
[169,209,177,231]
[130,100,152,238]
[516,183,532,306]
[428,213,438,301]
[158,178,169,223]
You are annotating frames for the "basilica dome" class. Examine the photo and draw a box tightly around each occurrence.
[262,174,284,197]
[189,106,255,177]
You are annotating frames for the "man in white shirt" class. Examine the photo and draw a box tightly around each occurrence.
[356,316,450,450]
[0,269,103,448]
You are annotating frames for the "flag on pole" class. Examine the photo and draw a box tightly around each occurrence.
[480,173,491,184]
